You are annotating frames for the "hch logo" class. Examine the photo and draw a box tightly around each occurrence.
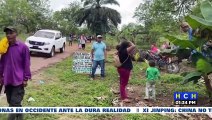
[174,92,198,101]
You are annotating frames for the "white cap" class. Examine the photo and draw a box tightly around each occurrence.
[97,35,102,38]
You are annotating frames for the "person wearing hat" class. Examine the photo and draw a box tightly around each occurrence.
[0,26,31,120]
[91,35,106,80]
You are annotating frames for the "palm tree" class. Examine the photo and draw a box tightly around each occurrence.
[75,0,121,35]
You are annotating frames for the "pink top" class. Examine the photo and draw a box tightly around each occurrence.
[151,45,159,54]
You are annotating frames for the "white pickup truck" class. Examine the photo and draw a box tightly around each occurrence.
[25,29,66,57]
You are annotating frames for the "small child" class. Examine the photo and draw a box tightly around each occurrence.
[144,60,160,100]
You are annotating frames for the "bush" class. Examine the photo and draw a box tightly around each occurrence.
[161,74,183,83]
[105,35,118,51]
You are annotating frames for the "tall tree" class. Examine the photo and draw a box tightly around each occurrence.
[27,0,53,31]
[134,0,179,31]
[75,0,121,35]
[134,0,194,43]
[53,1,81,35]
[0,0,52,33]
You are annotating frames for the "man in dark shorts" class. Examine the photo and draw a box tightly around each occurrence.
[0,26,31,120]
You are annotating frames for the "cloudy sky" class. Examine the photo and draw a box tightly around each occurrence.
[49,0,143,27]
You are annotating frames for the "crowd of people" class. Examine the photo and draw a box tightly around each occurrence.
[0,21,211,120]
[68,33,94,50]
[89,36,161,102]
[0,24,189,116]
[89,21,212,104]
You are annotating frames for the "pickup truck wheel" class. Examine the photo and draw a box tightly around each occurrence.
[60,43,65,53]
[49,47,55,57]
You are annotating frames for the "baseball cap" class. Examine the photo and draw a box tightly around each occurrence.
[3,26,17,33]
[97,35,102,38]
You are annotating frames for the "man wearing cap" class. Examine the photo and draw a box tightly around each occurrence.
[0,26,31,120]
[91,35,106,80]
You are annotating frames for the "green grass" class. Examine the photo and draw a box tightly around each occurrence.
[123,114,170,120]
[161,74,183,83]
[25,59,117,107]
[160,74,207,97]
[23,58,119,119]
[0,47,208,119]
[15,57,169,119]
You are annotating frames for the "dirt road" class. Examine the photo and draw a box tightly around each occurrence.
[30,43,78,74]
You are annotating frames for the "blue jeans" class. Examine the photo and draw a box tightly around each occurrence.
[91,60,105,78]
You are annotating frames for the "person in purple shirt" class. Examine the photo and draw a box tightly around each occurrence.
[0,26,31,120]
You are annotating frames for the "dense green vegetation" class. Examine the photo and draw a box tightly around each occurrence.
[166,0,212,104]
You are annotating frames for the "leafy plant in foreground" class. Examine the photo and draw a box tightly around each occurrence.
[166,0,212,104]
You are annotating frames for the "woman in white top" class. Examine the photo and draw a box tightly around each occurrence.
[80,34,86,50]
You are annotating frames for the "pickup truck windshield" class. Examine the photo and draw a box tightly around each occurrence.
[34,31,55,39]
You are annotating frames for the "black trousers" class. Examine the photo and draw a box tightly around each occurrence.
[81,44,85,49]
[5,85,25,120]
[69,40,72,46]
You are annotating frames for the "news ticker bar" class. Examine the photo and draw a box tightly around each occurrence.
[0,107,212,113]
